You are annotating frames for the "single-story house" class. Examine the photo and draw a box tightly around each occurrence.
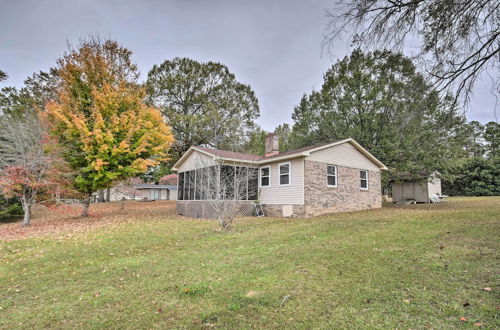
[134,184,178,201]
[92,185,139,202]
[172,133,387,218]
[391,172,442,203]
[92,178,178,202]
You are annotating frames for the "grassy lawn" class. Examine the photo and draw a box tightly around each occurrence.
[1,197,499,329]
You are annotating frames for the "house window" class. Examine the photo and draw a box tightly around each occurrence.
[260,166,270,187]
[327,165,337,187]
[360,170,369,189]
[279,162,291,186]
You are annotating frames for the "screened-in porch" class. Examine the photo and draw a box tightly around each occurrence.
[177,165,258,201]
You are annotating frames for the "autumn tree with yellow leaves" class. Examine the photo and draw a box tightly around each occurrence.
[46,38,174,216]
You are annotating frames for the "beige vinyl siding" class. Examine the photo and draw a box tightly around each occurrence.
[307,143,381,171]
[259,158,304,205]
[176,150,215,172]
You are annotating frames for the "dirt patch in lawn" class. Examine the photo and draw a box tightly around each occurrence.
[0,200,177,241]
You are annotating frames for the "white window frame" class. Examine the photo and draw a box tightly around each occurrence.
[327,165,337,187]
[360,170,369,190]
[260,165,271,187]
[278,162,291,186]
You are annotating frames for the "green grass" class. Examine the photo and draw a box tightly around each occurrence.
[1,197,499,329]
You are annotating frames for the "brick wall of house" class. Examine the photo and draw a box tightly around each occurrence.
[304,160,382,217]
[261,204,305,218]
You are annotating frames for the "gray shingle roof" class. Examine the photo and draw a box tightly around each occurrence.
[195,140,343,162]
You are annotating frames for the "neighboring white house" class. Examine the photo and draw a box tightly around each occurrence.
[172,134,388,218]
[134,184,178,201]
[92,181,178,202]
[92,185,138,202]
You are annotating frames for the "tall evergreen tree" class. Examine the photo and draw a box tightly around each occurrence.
[290,50,465,181]
[484,121,500,158]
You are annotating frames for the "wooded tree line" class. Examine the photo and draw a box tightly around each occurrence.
[1,33,498,225]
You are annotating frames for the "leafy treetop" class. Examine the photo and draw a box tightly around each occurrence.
[46,38,174,214]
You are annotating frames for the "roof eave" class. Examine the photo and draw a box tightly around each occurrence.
[257,152,308,164]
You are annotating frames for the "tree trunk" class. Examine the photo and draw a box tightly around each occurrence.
[22,202,31,226]
[106,187,111,202]
[81,195,91,217]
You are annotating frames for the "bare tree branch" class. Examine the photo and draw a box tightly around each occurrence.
[177,152,259,229]
[324,0,500,106]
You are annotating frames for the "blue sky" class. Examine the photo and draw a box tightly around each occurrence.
[1,0,497,130]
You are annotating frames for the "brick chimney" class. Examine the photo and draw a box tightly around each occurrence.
[264,132,279,157]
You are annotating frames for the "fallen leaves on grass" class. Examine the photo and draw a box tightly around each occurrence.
[0,201,178,241]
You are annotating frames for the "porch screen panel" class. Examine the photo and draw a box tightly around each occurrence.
[248,168,258,200]
[220,165,235,200]
[188,170,195,200]
[178,172,184,200]
[195,169,201,200]
[235,166,248,200]
[208,165,217,200]
[199,167,207,200]
[183,171,190,200]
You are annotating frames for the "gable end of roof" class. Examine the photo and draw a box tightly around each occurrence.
[172,138,388,171]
